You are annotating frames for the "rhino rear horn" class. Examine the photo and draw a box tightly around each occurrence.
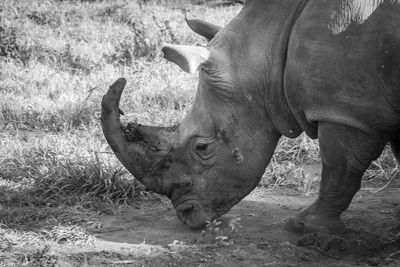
[162,43,210,73]
[185,16,222,41]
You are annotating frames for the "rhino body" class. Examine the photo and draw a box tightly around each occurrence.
[102,0,400,233]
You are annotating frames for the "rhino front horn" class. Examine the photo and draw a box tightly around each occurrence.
[101,78,178,195]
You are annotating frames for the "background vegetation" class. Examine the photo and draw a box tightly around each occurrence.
[0,0,399,260]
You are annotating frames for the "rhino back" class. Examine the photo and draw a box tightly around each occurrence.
[284,0,400,138]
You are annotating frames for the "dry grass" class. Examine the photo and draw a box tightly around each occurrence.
[0,1,398,259]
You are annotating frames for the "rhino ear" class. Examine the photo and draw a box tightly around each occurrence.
[162,43,210,73]
[185,16,222,41]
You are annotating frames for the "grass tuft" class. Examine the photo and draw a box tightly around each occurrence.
[27,10,62,28]
[45,225,96,244]
[0,131,143,227]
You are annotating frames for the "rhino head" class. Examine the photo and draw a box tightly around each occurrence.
[101,8,297,228]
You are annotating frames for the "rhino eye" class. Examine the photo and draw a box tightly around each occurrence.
[192,139,217,156]
[191,139,217,167]
[195,143,209,151]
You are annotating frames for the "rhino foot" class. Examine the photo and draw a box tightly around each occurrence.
[284,214,345,234]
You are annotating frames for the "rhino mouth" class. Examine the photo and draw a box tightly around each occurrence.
[175,200,214,228]
[173,194,233,228]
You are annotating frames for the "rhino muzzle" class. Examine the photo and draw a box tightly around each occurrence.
[101,78,178,195]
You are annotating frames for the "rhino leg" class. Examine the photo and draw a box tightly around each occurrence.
[286,123,386,234]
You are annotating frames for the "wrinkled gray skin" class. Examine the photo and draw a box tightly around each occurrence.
[102,0,400,233]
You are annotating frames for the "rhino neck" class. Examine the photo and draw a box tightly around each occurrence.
[240,0,309,138]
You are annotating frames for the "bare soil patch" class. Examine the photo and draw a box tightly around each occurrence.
[79,188,400,266]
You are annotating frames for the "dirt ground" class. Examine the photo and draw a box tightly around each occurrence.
[4,166,400,266]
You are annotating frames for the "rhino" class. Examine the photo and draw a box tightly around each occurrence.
[101,0,400,233]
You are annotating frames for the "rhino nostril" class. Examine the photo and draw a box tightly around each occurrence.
[182,206,194,218]
[179,206,193,218]
[176,203,194,222]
